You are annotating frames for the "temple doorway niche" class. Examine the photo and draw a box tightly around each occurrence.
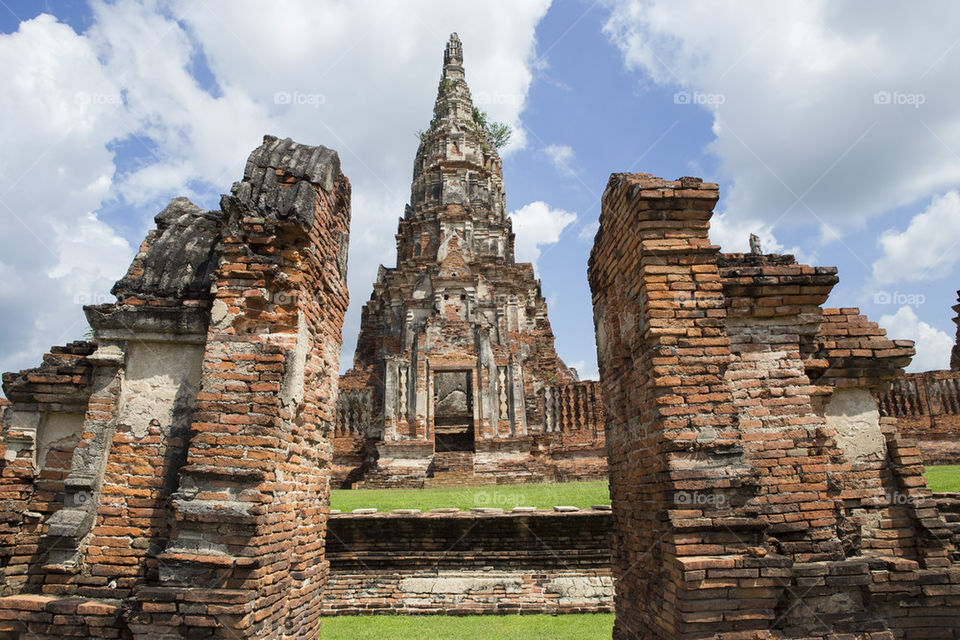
[433,370,474,452]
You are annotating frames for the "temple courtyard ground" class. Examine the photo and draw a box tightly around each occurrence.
[330,468,959,511]
[320,468,959,638]
[330,479,611,512]
[319,613,615,639]
[926,464,960,491]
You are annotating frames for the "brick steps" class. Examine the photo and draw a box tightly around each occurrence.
[431,451,475,473]
[424,473,496,488]
[423,451,486,487]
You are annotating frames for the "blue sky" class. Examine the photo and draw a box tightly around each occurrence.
[1,0,959,384]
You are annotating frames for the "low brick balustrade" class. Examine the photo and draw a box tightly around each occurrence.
[320,507,614,615]
[878,370,960,464]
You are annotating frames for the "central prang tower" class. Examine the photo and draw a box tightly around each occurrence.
[335,34,604,488]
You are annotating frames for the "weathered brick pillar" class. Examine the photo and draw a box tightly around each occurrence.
[718,253,843,542]
[589,174,752,638]
[0,343,95,594]
[135,136,351,639]
[590,173,959,639]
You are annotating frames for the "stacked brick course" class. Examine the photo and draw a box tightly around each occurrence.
[0,135,351,638]
[952,290,960,372]
[321,509,613,615]
[0,342,96,596]
[589,173,960,639]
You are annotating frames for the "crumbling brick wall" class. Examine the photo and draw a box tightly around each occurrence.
[0,135,351,639]
[590,173,960,640]
[873,289,960,465]
[0,342,95,596]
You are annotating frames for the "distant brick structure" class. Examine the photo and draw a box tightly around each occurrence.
[334,34,605,488]
[878,370,960,464]
[873,290,960,466]
[0,135,351,638]
[590,173,960,639]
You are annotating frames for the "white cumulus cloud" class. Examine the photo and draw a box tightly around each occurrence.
[509,201,577,267]
[568,359,599,381]
[603,0,960,239]
[872,191,960,284]
[0,13,133,375]
[578,221,599,242]
[544,143,576,176]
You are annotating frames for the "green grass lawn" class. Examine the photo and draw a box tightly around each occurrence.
[330,464,960,512]
[925,465,960,492]
[330,480,610,512]
[320,614,614,639]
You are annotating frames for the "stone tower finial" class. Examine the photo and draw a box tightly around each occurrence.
[408,34,505,230]
[432,32,471,124]
[444,32,463,66]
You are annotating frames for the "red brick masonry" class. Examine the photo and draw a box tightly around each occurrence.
[589,173,960,639]
[0,135,351,639]
[321,508,614,615]
[2,145,960,638]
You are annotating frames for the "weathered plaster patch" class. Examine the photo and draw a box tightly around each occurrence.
[825,388,885,460]
[280,311,309,408]
[117,342,204,438]
[546,575,615,602]
[37,413,84,470]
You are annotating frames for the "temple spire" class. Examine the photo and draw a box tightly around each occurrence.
[444,32,463,66]
[431,33,474,128]
[407,34,506,230]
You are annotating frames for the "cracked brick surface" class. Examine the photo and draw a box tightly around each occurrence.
[590,172,960,640]
[0,135,351,639]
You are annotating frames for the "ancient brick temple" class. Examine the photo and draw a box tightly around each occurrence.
[0,136,352,638]
[2,32,959,640]
[334,34,605,488]
[590,173,960,639]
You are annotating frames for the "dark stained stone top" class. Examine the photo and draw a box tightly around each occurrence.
[229,135,342,228]
[111,197,222,303]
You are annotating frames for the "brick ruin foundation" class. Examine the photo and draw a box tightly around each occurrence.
[0,135,351,638]
[333,34,605,489]
[321,508,613,615]
[589,173,960,639]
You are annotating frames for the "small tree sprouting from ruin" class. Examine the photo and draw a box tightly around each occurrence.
[472,106,511,149]
[418,109,512,150]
